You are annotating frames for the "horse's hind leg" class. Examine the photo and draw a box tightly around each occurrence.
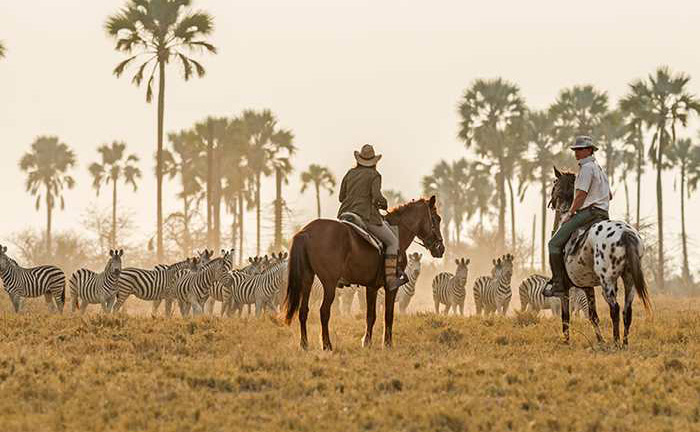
[319,280,338,351]
[298,272,315,350]
[560,293,571,344]
[583,288,604,343]
[363,286,378,348]
[621,273,636,347]
[601,277,621,346]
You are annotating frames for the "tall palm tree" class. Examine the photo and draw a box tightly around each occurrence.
[105,0,216,261]
[163,130,205,254]
[667,137,700,285]
[458,78,527,247]
[300,164,336,218]
[422,162,454,244]
[549,84,609,144]
[619,88,649,228]
[520,110,569,271]
[597,110,625,187]
[618,147,637,222]
[88,141,141,248]
[465,161,495,233]
[383,189,405,209]
[422,160,470,245]
[630,67,700,290]
[19,136,77,255]
[270,129,296,251]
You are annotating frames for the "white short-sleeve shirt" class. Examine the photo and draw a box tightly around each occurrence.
[574,155,610,211]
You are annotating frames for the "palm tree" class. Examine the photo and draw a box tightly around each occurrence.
[105,0,216,261]
[300,164,336,218]
[619,88,649,228]
[458,78,527,247]
[520,110,569,271]
[549,84,609,144]
[618,147,637,221]
[19,137,77,255]
[597,110,625,187]
[422,160,470,245]
[629,67,700,290]
[270,129,296,251]
[667,137,700,285]
[88,142,141,248]
[383,189,405,209]
[422,162,454,244]
[163,130,205,254]
[465,161,495,233]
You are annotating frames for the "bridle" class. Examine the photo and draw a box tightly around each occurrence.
[396,202,443,252]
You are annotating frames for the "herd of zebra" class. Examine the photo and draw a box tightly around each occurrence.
[0,244,588,318]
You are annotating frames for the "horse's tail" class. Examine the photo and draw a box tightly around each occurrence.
[622,230,652,314]
[284,232,310,325]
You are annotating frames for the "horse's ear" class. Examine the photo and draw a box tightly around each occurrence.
[554,166,562,179]
[428,195,436,208]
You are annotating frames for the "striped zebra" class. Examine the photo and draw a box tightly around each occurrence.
[227,258,288,317]
[376,252,423,313]
[432,258,470,315]
[68,249,123,314]
[338,285,362,315]
[173,250,233,316]
[223,255,279,316]
[112,258,192,315]
[0,245,66,313]
[518,274,589,317]
[473,254,514,316]
[207,256,268,316]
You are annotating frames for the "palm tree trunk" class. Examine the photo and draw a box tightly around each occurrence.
[531,214,536,269]
[623,178,630,222]
[636,144,642,229]
[238,189,244,265]
[213,150,221,253]
[112,177,117,248]
[183,194,191,255]
[274,167,283,250]
[231,197,238,261]
[314,182,321,218]
[496,170,506,248]
[156,61,166,262]
[507,177,516,250]
[45,187,52,257]
[680,165,689,285]
[256,172,262,256]
[206,134,214,250]
[540,177,547,273]
[656,128,665,290]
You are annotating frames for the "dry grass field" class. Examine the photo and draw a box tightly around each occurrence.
[0,295,699,432]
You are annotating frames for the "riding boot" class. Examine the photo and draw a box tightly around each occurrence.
[543,252,567,298]
[385,255,408,292]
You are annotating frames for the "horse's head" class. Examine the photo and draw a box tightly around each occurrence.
[387,195,445,258]
[550,167,576,220]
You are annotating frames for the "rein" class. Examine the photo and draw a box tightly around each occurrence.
[392,203,441,251]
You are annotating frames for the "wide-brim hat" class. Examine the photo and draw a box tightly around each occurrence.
[354,144,382,167]
[570,135,598,151]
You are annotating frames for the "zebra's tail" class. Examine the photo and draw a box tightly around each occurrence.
[622,230,652,314]
[284,232,311,325]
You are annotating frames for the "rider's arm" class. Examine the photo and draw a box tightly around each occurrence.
[371,175,388,210]
[569,189,589,214]
[338,175,347,202]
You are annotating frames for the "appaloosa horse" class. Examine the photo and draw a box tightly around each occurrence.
[284,196,445,350]
[551,168,652,346]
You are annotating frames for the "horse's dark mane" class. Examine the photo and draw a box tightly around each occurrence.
[386,198,428,221]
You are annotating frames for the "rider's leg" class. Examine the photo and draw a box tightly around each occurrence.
[367,222,406,291]
[544,209,595,297]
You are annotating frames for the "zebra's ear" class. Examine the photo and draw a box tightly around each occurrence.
[455,259,459,266]
[109,249,114,257]
[417,253,422,260]
[466,259,471,265]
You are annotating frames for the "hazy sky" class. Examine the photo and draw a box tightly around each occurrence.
[1,0,699,270]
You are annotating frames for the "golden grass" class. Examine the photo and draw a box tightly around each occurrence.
[0,296,699,432]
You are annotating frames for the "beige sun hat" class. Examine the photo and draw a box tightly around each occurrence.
[354,144,382,167]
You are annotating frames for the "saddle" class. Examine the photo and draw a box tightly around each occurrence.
[338,212,384,253]
[566,210,610,256]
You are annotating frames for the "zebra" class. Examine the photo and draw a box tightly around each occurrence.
[216,256,273,316]
[173,250,233,317]
[518,274,589,317]
[112,258,192,315]
[376,252,423,313]
[68,249,123,314]
[473,254,514,316]
[227,258,288,317]
[0,245,66,313]
[432,258,470,315]
[338,285,362,315]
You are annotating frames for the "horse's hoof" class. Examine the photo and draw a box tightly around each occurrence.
[362,335,372,348]
[323,344,333,352]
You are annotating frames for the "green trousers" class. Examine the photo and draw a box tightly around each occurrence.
[548,207,608,254]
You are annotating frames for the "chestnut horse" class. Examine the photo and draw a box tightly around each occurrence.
[284,196,445,350]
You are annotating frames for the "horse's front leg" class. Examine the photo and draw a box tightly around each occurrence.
[363,286,378,348]
[621,273,636,347]
[583,287,604,343]
[560,293,570,344]
[320,282,338,351]
[383,287,398,348]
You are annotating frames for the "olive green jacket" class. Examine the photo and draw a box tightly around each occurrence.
[337,165,388,226]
